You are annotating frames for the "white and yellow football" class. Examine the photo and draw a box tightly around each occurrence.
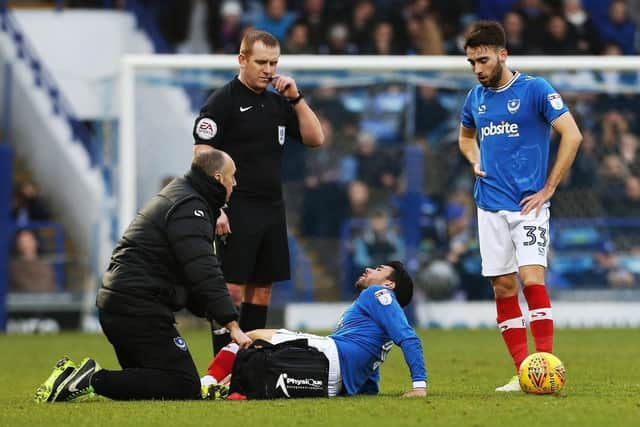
[518,352,566,394]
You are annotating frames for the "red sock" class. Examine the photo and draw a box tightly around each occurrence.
[207,343,239,382]
[496,294,528,372]
[523,284,553,353]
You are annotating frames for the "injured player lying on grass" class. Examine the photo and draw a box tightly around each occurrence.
[34,262,427,402]
[201,261,428,400]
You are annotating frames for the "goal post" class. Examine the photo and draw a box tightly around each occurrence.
[118,54,640,234]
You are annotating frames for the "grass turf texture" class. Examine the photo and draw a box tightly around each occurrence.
[1,328,638,427]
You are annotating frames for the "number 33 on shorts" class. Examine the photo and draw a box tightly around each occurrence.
[477,207,550,276]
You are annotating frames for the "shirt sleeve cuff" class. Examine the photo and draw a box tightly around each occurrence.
[412,381,427,389]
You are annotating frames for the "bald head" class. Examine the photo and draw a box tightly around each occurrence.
[192,147,228,175]
[192,148,237,202]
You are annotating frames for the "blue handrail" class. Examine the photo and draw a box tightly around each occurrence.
[124,0,174,54]
[0,9,103,170]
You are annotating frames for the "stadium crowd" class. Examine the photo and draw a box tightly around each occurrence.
[141,0,640,298]
[136,0,640,57]
[6,0,640,298]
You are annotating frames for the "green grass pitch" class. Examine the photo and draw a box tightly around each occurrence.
[1,328,638,427]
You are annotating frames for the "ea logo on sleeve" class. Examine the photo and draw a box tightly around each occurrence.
[195,117,217,140]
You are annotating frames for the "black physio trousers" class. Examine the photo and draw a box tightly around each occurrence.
[92,311,200,400]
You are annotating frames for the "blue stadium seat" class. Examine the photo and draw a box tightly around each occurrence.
[554,226,604,251]
[551,253,595,274]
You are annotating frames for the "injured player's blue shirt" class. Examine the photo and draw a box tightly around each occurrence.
[460,72,569,211]
[330,286,427,395]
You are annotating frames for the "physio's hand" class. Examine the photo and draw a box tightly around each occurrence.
[228,327,253,349]
[216,209,231,236]
[402,388,427,398]
[472,162,486,177]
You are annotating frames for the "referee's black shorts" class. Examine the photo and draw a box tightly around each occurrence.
[221,197,290,284]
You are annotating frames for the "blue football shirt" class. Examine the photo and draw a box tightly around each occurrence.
[460,72,569,211]
[330,286,427,395]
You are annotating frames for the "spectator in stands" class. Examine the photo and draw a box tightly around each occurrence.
[503,11,529,55]
[541,15,580,55]
[319,22,358,55]
[414,85,449,140]
[403,0,432,20]
[254,0,297,43]
[515,0,550,53]
[174,0,213,54]
[363,21,403,55]
[352,132,397,200]
[593,240,635,288]
[151,0,194,51]
[282,20,314,54]
[417,198,470,301]
[608,175,640,217]
[618,133,640,175]
[297,0,328,52]
[448,18,476,55]
[600,110,630,150]
[347,180,371,219]
[11,180,50,227]
[9,229,57,293]
[311,85,358,133]
[597,0,637,55]
[349,0,378,53]
[429,0,475,46]
[353,209,405,271]
[569,129,599,189]
[598,154,629,213]
[411,13,445,55]
[300,118,349,238]
[562,0,603,54]
[212,0,244,54]
[404,15,425,55]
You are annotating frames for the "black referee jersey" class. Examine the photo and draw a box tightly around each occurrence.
[193,76,302,201]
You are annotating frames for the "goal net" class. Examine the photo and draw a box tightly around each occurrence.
[119,55,640,301]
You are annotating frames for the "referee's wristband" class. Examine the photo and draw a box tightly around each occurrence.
[288,91,304,105]
[412,381,427,389]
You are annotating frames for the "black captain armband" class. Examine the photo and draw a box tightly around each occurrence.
[288,91,304,105]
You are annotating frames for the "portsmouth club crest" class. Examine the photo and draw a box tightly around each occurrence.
[507,98,520,114]
[174,336,188,352]
[278,126,286,145]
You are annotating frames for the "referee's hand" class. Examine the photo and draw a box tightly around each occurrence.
[271,74,298,99]
[216,209,231,236]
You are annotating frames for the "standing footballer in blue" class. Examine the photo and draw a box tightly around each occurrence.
[458,21,582,392]
[202,261,427,398]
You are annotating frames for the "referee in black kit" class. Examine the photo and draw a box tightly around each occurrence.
[193,30,325,353]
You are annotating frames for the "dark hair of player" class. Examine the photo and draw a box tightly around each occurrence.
[386,260,414,307]
[463,21,506,50]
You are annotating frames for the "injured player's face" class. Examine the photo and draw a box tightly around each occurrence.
[355,265,395,290]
